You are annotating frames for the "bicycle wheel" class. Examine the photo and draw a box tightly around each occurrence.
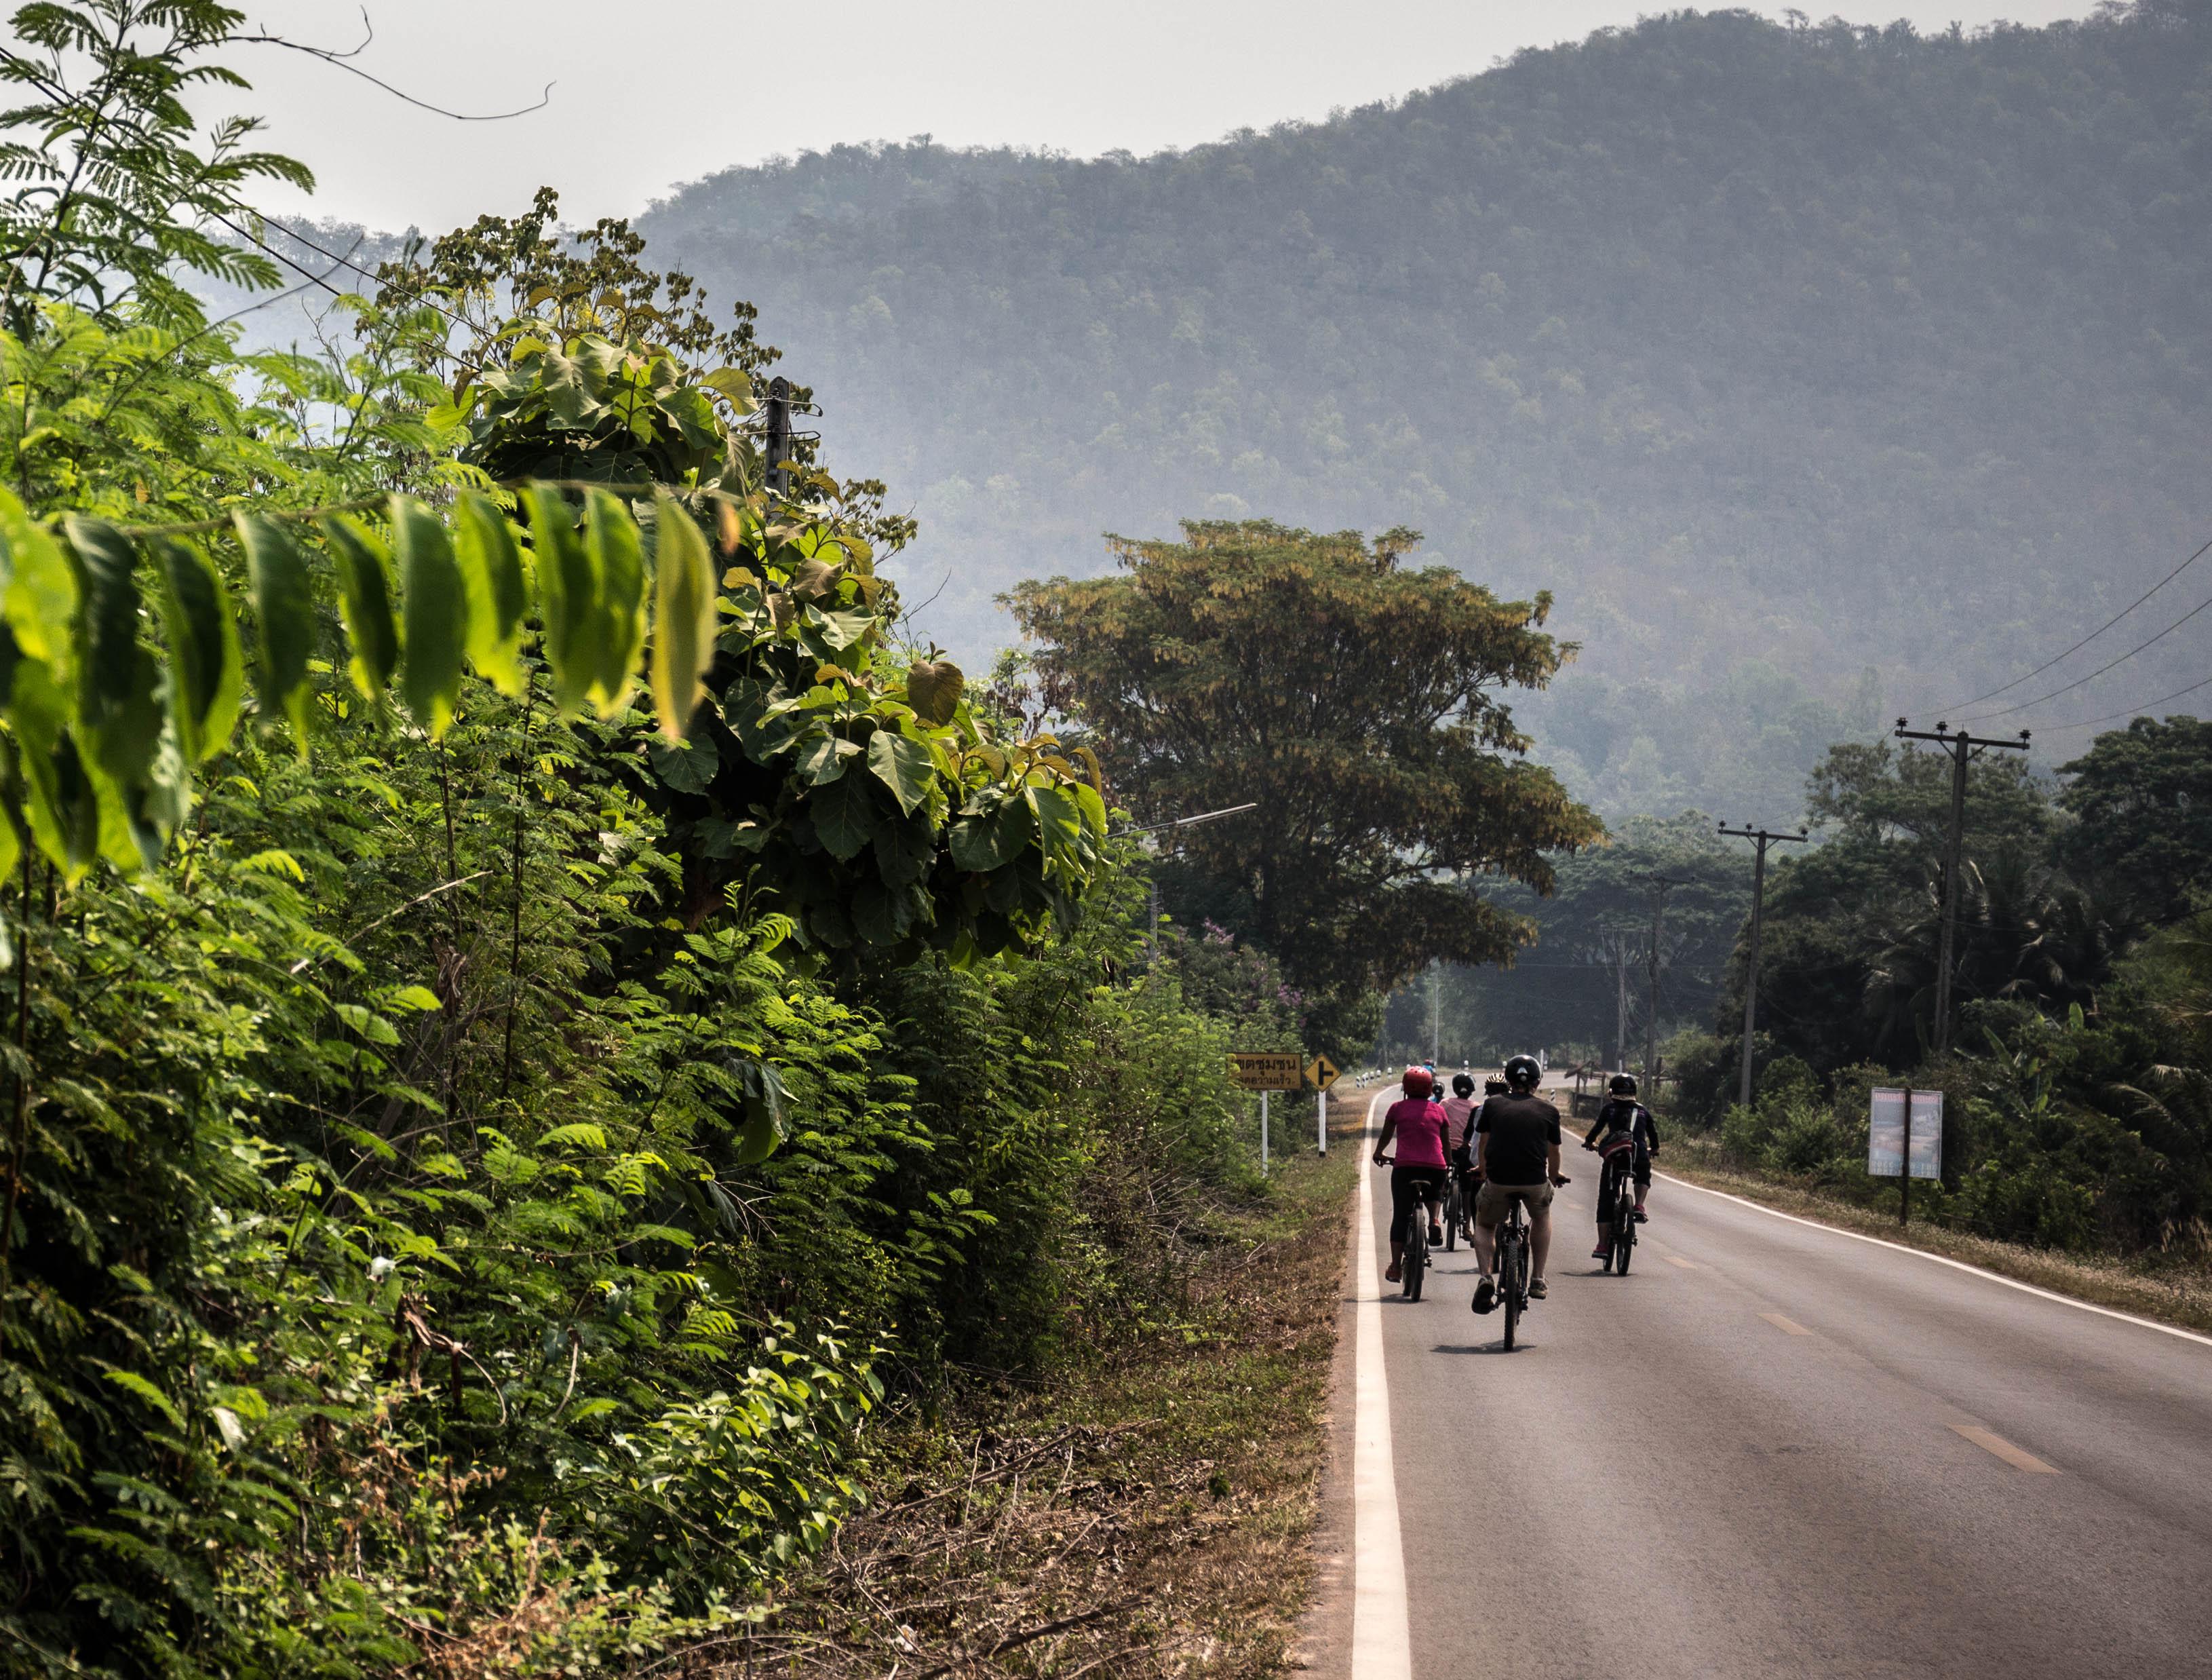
[1500,1231,1521,1350]
[1442,1183,1460,1252]
[1403,1212,1427,1301]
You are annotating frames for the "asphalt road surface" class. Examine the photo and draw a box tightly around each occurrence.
[1342,1089,2212,1680]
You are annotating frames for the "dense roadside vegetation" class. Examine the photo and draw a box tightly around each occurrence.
[1642,722,2212,1271]
[0,7,1317,1675]
[639,1,2212,819]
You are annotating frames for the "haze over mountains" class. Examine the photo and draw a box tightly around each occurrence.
[636,2,2212,819]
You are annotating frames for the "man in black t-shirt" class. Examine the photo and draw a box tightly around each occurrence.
[1470,1054,1568,1314]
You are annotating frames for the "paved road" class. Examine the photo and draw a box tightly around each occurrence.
[1343,1088,2212,1680]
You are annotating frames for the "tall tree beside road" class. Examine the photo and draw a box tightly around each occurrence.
[1008,519,1601,1050]
[2056,716,2212,936]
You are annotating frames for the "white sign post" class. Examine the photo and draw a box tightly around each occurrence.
[1869,1086,1942,1224]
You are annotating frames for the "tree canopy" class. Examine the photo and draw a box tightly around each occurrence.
[1008,519,1601,1048]
[2056,716,2212,934]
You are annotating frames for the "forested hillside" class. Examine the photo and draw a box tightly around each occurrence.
[642,1,2212,818]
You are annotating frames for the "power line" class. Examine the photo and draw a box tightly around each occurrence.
[2032,670,2212,734]
[1943,531,2212,712]
[1956,586,2212,723]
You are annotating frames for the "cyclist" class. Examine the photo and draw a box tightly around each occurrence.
[1470,1053,1568,1314]
[1582,1072,1660,1259]
[1442,1071,1483,1211]
[1373,1065,1450,1284]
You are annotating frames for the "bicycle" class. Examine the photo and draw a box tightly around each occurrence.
[1376,1154,1439,1301]
[1597,1139,1637,1275]
[1441,1170,1469,1253]
[1490,1177,1567,1350]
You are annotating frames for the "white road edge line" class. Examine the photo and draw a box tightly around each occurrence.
[1656,1169,2212,1352]
[1353,1088,1412,1679]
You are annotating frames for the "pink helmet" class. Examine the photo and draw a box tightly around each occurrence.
[1401,1066,1434,1099]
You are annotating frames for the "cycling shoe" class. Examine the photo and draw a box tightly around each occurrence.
[1472,1278,1496,1314]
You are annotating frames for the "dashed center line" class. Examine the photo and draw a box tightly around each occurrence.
[1760,1312,1812,1336]
[1949,1424,2060,1474]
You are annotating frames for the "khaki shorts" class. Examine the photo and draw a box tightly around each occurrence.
[1475,1180,1554,1227]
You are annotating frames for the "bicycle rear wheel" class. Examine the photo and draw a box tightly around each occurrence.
[1501,1232,1521,1350]
[1404,1214,1427,1301]
[1614,1183,1635,1274]
[1442,1183,1460,1252]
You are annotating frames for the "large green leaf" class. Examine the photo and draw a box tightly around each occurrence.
[454,491,529,698]
[149,535,242,763]
[649,496,716,740]
[583,489,645,718]
[524,485,597,714]
[7,663,92,874]
[809,774,879,862]
[794,732,853,786]
[948,797,1034,873]
[319,514,400,700]
[66,516,165,790]
[232,512,317,751]
[906,657,964,726]
[867,728,935,817]
[0,490,77,678]
[393,497,467,738]
[1030,782,1083,854]
[647,733,719,794]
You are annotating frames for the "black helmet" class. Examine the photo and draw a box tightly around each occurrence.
[1451,1072,1475,1098]
[1608,1073,1639,1097]
[1484,1077,1509,1095]
[1503,1054,1540,1091]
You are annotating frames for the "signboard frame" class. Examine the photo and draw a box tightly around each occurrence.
[1869,1085,1943,1223]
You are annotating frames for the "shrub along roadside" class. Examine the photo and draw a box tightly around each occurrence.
[702,1116,1359,1677]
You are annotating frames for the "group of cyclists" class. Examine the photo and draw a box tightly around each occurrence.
[1372,1054,1659,1314]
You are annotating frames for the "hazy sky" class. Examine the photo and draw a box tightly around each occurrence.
[231,1,2091,232]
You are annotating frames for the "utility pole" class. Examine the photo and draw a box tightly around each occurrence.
[1893,720,2031,1057]
[1643,877,1694,1090]
[1429,961,1443,1065]
[1718,823,1808,1109]
[763,376,792,494]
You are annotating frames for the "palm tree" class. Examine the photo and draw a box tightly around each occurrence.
[1863,849,2114,1058]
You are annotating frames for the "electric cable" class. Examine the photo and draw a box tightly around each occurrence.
[1944,532,2212,712]
[1956,584,2212,723]
[2031,670,2212,734]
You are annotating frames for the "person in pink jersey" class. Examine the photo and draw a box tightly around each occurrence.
[1372,1065,1451,1283]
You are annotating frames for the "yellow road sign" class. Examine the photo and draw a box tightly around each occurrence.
[1228,1052,1304,1090]
[1306,1054,1340,1090]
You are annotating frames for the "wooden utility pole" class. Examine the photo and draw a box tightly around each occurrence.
[1718,823,1808,1109]
[764,375,792,494]
[1893,721,2031,1057]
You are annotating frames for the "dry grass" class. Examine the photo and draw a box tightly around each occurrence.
[676,1126,1359,1678]
[1662,1134,2212,1336]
